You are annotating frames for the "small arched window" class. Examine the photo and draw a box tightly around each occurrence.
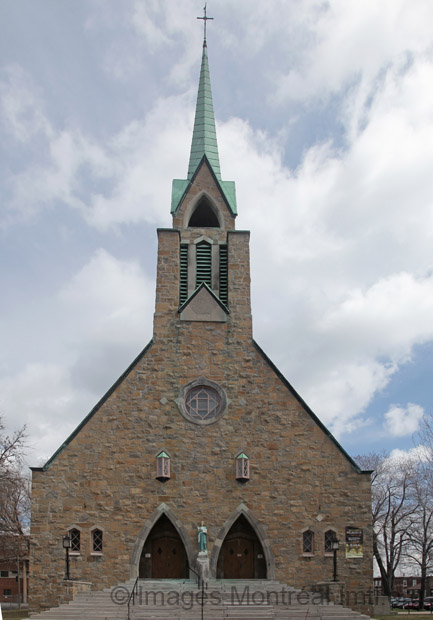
[324,529,336,554]
[302,529,314,554]
[188,196,220,228]
[92,529,103,553]
[69,528,81,553]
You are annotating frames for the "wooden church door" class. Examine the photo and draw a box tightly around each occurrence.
[151,537,185,579]
[217,515,267,579]
[223,537,254,579]
[139,514,188,579]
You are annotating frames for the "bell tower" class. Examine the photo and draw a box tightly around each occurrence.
[153,33,252,340]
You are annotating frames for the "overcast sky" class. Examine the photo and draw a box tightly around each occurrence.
[1,0,433,467]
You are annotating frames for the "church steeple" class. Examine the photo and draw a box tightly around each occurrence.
[187,41,221,181]
[171,28,237,216]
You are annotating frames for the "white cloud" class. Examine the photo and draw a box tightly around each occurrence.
[389,444,431,463]
[130,1,170,51]
[58,248,154,347]
[0,363,90,465]
[319,273,433,361]
[384,403,424,437]
[2,1,433,456]
[6,130,113,222]
[0,250,154,464]
[2,64,192,229]
[0,64,52,142]
[274,0,433,103]
[218,41,433,435]
[84,95,193,229]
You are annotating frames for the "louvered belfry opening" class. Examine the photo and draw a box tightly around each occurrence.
[179,241,228,307]
[188,196,220,227]
[179,244,188,305]
[196,241,212,288]
[219,244,228,305]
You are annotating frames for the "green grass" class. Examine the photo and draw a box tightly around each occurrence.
[373,616,433,619]
[2,611,30,620]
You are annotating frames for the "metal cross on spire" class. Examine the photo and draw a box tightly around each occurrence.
[197,4,213,45]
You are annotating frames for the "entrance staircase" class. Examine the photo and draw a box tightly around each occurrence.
[29,579,373,620]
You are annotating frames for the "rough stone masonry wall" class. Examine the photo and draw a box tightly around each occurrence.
[30,334,372,613]
[29,237,372,614]
[29,161,372,614]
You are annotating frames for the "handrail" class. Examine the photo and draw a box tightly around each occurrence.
[188,564,200,587]
[127,576,139,620]
[188,565,205,620]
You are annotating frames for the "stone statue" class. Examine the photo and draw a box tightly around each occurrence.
[197,521,208,554]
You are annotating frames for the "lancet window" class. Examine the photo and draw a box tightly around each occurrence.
[302,530,314,554]
[324,529,336,553]
[92,529,103,553]
[69,528,81,553]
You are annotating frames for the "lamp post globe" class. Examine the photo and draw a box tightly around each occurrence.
[331,537,340,582]
[62,534,71,580]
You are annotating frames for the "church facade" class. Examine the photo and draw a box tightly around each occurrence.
[29,39,372,614]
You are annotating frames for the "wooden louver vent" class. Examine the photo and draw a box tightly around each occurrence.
[196,241,212,288]
[219,244,228,305]
[179,244,188,305]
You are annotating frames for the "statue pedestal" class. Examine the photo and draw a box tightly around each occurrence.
[196,554,209,584]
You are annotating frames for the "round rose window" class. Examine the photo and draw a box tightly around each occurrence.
[177,377,227,425]
[185,386,221,421]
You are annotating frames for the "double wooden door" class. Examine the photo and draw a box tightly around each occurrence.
[222,537,255,579]
[151,536,186,579]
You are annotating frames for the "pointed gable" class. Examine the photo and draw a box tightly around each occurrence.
[172,156,237,218]
[172,158,235,230]
[179,282,229,322]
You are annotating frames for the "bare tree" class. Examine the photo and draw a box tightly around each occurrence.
[404,461,433,609]
[0,471,31,538]
[0,415,27,477]
[417,413,433,461]
[355,451,418,597]
[0,415,30,607]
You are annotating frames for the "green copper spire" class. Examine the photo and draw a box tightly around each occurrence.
[170,28,237,216]
[187,41,221,180]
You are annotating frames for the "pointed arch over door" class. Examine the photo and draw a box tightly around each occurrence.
[210,504,275,580]
[130,504,194,579]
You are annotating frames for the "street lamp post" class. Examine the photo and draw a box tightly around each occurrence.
[62,534,71,580]
[332,537,340,582]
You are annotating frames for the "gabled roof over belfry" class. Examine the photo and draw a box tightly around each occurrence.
[171,39,237,217]
[178,281,229,322]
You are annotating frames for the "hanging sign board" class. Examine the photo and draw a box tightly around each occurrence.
[345,526,363,558]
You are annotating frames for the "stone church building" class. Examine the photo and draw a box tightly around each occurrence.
[29,36,372,615]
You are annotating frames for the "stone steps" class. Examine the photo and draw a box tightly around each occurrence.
[29,578,373,620]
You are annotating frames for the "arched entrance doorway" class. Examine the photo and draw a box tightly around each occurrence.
[216,514,266,579]
[139,514,188,579]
